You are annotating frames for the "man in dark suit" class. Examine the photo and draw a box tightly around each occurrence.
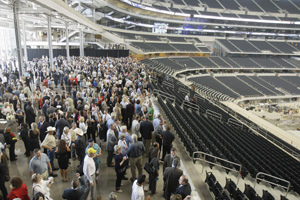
[62,173,86,200]
[174,175,191,199]
[38,116,50,143]
[139,116,154,158]
[55,115,69,139]
[26,102,36,127]
[125,99,134,129]
[42,100,50,122]
[163,158,183,200]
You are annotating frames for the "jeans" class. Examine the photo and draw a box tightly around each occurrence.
[47,147,56,173]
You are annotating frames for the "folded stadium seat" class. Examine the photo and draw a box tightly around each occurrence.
[221,191,231,200]
[280,195,289,200]
[240,167,249,179]
[212,181,223,199]
[244,184,257,199]
[232,188,246,200]
[205,171,216,191]
[262,190,275,200]
[225,178,237,197]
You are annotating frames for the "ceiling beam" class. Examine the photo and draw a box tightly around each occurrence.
[30,0,103,33]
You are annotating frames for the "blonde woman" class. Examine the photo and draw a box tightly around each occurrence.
[29,123,40,158]
[32,173,53,200]
[79,116,87,138]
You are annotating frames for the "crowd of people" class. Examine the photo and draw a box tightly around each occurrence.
[0,55,192,200]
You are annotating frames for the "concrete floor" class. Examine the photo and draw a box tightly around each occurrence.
[4,120,208,200]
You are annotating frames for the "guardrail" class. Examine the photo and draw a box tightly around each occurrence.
[193,151,242,185]
[153,89,176,104]
[182,100,200,112]
[254,172,290,196]
[228,118,243,129]
[206,110,222,122]
[179,87,190,95]
[162,81,174,90]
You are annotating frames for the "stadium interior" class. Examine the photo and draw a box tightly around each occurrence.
[1,0,300,199]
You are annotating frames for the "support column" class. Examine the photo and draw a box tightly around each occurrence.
[22,20,28,63]
[13,0,24,76]
[65,22,70,61]
[79,28,84,57]
[47,15,53,68]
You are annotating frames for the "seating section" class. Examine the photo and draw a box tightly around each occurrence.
[235,0,263,12]
[149,57,300,70]
[170,57,202,69]
[171,44,200,51]
[259,76,300,95]
[153,58,185,71]
[217,39,241,52]
[218,39,300,54]
[254,0,280,13]
[267,42,298,54]
[231,57,260,68]
[238,76,280,96]
[131,42,204,52]
[229,40,260,53]
[189,76,239,98]
[151,80,300,196]
[216,76,262,96]
[280,76,300,87]
[190,75,294,98]
[272,0,300,14]
[193,57,218,68]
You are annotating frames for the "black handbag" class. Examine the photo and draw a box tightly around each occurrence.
[144,161,155,174]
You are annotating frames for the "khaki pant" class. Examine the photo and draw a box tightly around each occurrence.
[142,138,151,158]
[40,170,49,180]
[130,156,143,180]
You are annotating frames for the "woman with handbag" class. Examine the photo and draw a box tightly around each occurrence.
[114,145,128,193]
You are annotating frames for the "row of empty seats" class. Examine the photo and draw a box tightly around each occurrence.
[205,172,289,200]
[111,31,203,43]
[131,42,209,52]
[217,39,300,54]
[190,75,300,98]
[151,0,300,14]
[149,57,299,70]
[152,80,300,196]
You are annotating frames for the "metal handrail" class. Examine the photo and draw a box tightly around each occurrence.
[254,172,290,196]
[182,100,200,112]
[206,110,222,122]
[179,87,190,95]
[193,151,242,185]
[162,81,174,90]
[228,118,243,129]
[153,89,176,104]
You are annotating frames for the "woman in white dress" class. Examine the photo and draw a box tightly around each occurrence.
[31,173,53,200]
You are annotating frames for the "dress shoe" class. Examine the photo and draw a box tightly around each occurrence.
[122,177,128,180]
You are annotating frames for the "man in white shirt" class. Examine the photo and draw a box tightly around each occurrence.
[82,147,96,200]
[131,175,150,200]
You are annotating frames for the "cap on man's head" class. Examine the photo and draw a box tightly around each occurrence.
[88,138,94,143]
[87,147,96,154]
